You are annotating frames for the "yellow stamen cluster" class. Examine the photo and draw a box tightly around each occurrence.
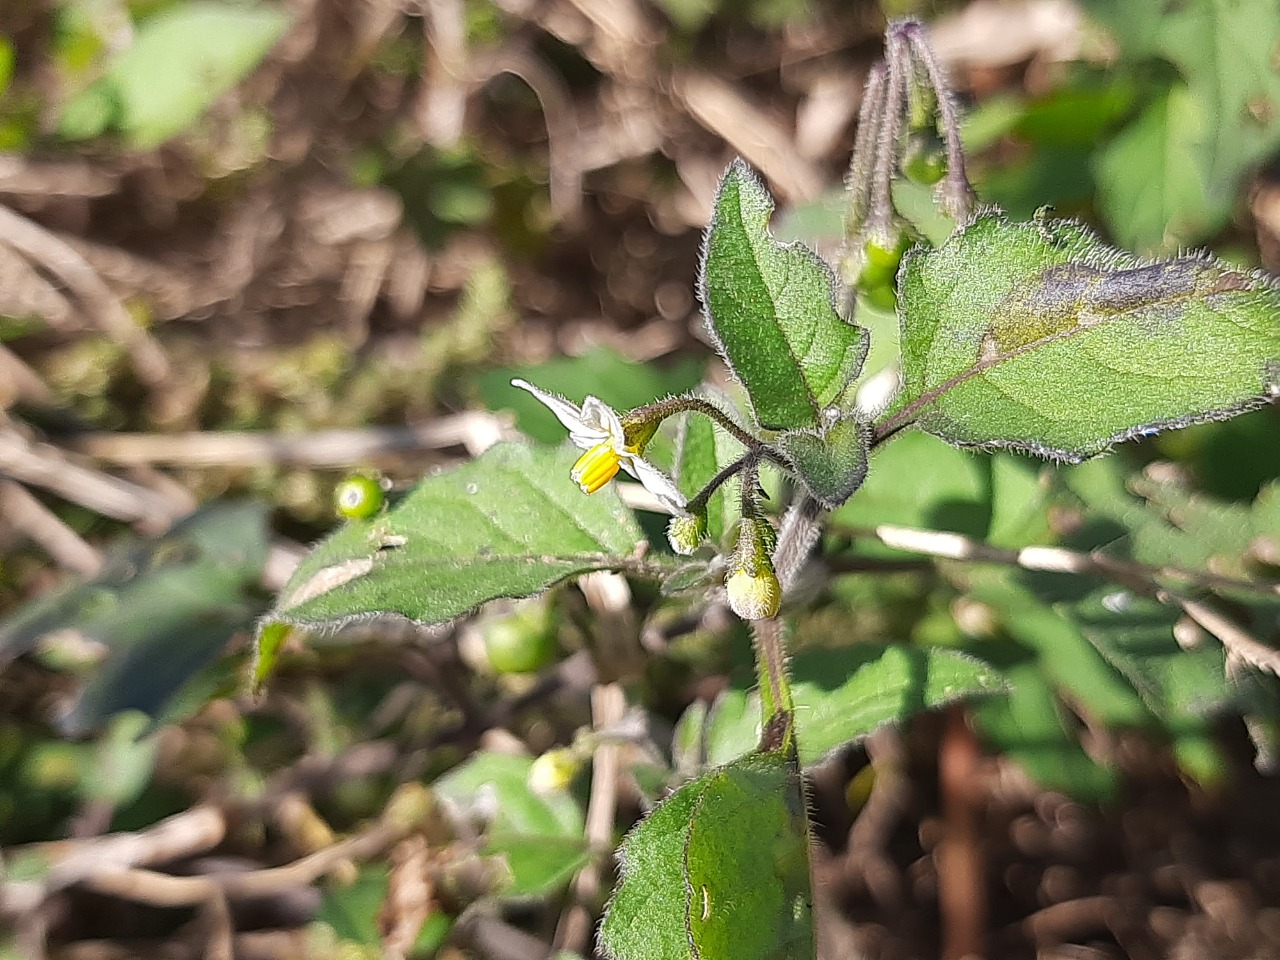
[571,442,626,494]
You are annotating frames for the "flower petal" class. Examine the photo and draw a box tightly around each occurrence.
[579,395,626,445]
[623,454,688,516]
[511,379,606,447]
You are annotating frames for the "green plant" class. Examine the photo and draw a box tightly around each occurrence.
[258,19,1280,959]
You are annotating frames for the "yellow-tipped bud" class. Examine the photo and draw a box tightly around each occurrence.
[528,748,583,795]
[725,564,782,620]
[667,511,708,556]
[725,517,781,620]
[571,442,624,494]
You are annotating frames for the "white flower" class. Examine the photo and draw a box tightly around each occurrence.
[511,378,687,515]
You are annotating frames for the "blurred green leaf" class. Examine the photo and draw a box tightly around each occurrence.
[59,2,292,148]
[1013,77,1138,148]
[1093,85,1216,253]
[435,752,589,897]
[890,214,1280,457]
[265,442,645,638]
[689,644,1005,767]
[972,661,1120,802]
[0,38,14,97]
[701,159,867,430]
[831,430,990,538]
[1154,0,1280,200]
[0,502,269,733]
[600,749,813,960]
[968,574,1153,731]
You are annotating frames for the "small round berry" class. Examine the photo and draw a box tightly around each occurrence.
[334,475,385,519]
[483,603,559,674]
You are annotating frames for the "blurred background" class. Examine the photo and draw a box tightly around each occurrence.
[1,1,1280,958]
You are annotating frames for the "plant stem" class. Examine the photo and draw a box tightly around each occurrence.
[628,395,761,452]
[750,493,825,758]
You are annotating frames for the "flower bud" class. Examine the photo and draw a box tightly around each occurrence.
[725,518,781,620]
[666,511,708,556]
[725,565,782,620]
[528,748,583,795]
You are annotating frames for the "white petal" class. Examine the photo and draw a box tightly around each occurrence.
[623,455,688,516]
[579,395,626,444]
[511,379,604,446]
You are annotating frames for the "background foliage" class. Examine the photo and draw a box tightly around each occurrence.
[1,1,1279,959]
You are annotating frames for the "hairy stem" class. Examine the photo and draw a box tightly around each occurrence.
[628,395,761,452]
[750,493,825,758]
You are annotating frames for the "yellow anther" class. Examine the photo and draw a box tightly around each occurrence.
[571,442,623,494]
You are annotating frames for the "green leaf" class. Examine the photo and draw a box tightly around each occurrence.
[1076,0,1166,59]
[265,442,643,634]
[968,574,1153,730]
[313,864,453,950]
[0,502,269,733]
[830,430,991,538]
[778,415,871,509]
[59,2,292,148]
[890,213,1280,460]
[1068,588,1238,725]
[700,159,867,430]
[972,661,1119,802]
[1154,0,1280,201]
[600,750,814,960]
[689,645,1005,767]
[1092,85,1217,253]
[435,752,590,897]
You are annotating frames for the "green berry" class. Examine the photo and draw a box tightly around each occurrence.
[334,475,385,519]
[483,607,558,674]
[903,131,947,186]
[856,231,910,294]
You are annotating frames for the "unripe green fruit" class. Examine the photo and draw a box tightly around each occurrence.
[483,610,559,674]
[856,231,910,294]
[334,475,385,519]
[903,131,947,186]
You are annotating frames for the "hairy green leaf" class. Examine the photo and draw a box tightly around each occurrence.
[600,750,813,960]
[778,415,872,509]
[700,159,867,430]
[888,214,1280,459]
[264,442,644,635]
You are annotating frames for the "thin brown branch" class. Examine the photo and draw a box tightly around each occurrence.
[66,412,510,467]
[80,818,404,907]
[0,204,170,387]
[856,523,1280,599]
[554,683,625,954]
[0,478,102,575]
[0,423,187,526]
[1164,593,1280,677]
